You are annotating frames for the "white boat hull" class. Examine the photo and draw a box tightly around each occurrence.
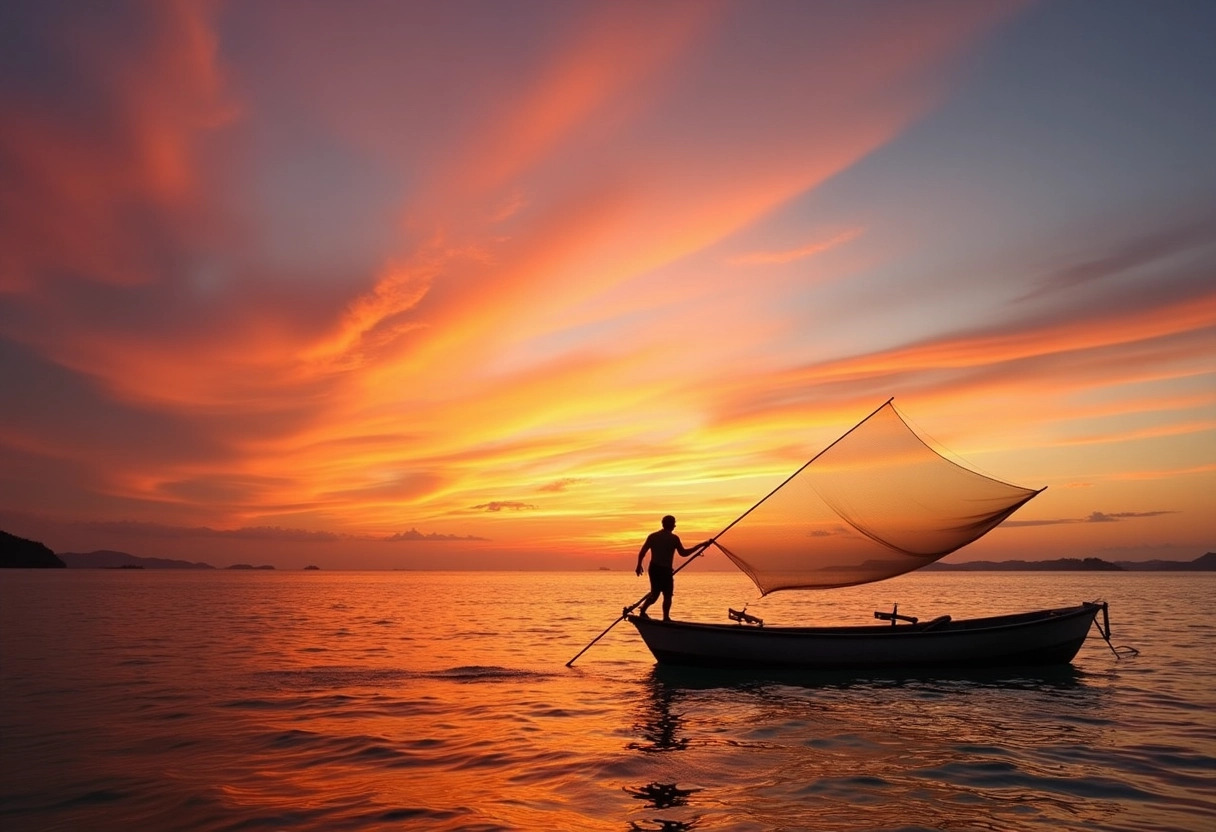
[628,602,1103,670]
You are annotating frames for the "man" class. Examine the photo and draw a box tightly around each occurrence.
[635,515,711,621]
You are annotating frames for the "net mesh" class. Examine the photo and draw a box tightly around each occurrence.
[715,401,1041,594]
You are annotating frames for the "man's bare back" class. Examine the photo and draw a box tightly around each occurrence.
[641,528,681,572]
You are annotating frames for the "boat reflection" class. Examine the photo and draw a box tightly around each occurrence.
[624,782,703,831]
[627,672,690,753]
[618,660,1112,831]
[645,660,1092,693]
[624,781,701,809]
[624,677,703,830]
[626,816,702,832]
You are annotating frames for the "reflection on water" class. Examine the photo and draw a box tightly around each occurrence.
[628,817,702,832]
[626,660,1118,830]
[649,660,1089,693]
[629,673,691,753]
[2,570,1213,832]
[624,783,703,831]
[625,675,702,831]
[624,781,701,810]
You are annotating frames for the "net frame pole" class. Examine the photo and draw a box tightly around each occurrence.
[564,398,893,667]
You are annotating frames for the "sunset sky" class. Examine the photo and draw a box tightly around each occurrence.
[2,0,1213,570]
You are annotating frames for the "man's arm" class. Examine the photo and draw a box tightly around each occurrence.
[678,538,714,558]
[635,537,652,576]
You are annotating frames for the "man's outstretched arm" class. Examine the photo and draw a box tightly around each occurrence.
[678,539,714,558]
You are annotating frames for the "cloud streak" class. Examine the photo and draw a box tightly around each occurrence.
[728,229,865,266]
[1005,511,1179,528]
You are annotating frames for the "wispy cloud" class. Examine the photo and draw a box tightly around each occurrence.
[539,478,585,493]
[71,520,347,542]
[1005,510,1178,527]
[383,529,488,542]
[0,0,235,293]
[1023,212,1216,299]
[471,502,538,513]
[727,228,863,266]
[15,515,486,544]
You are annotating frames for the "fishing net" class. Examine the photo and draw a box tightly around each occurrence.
[714,401,1041,594]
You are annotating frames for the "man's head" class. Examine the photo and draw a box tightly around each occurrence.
[661,515,676,530]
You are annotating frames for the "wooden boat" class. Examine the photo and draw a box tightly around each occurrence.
[627,602,1105,670]
[568,400,1130,670]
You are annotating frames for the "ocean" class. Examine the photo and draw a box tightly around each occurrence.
[1,569,1213,831]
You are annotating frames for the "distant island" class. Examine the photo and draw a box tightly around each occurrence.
[925,552,1216,572]
[58,549,215,569]
[1115,551,1216,571]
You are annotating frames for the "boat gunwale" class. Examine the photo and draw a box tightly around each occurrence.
[628,601,1101,638]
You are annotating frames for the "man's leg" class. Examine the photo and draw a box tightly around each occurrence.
[661,589,673,621]
[638,589,658,616]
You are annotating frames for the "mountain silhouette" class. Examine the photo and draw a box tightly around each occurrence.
[1,530,65,568]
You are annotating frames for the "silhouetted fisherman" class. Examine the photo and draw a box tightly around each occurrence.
[635,515,710,621]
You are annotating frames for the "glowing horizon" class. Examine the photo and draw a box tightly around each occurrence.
[2,1,1213,569]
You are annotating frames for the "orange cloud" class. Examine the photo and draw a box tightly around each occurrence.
[709,290,1216,428]
[1108,463,1216,481]
[434,3,720,209]
[0,0,234,292]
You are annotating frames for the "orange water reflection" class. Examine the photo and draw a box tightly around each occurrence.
[2,571,1213,831]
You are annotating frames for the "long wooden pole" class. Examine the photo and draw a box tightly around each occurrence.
[564,398,895,667]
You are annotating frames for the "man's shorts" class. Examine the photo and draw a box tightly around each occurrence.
[647,566,674,596]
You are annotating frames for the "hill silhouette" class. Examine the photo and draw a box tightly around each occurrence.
[924,556,1124,572]
[1,530,66,568]
[59,550,215,569]
[927,553,1215,572]
[1117,551,1216,571]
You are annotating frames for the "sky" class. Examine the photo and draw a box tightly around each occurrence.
[1,0,1214,570]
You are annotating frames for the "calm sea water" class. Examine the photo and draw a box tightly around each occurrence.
[1,569,1213,831]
